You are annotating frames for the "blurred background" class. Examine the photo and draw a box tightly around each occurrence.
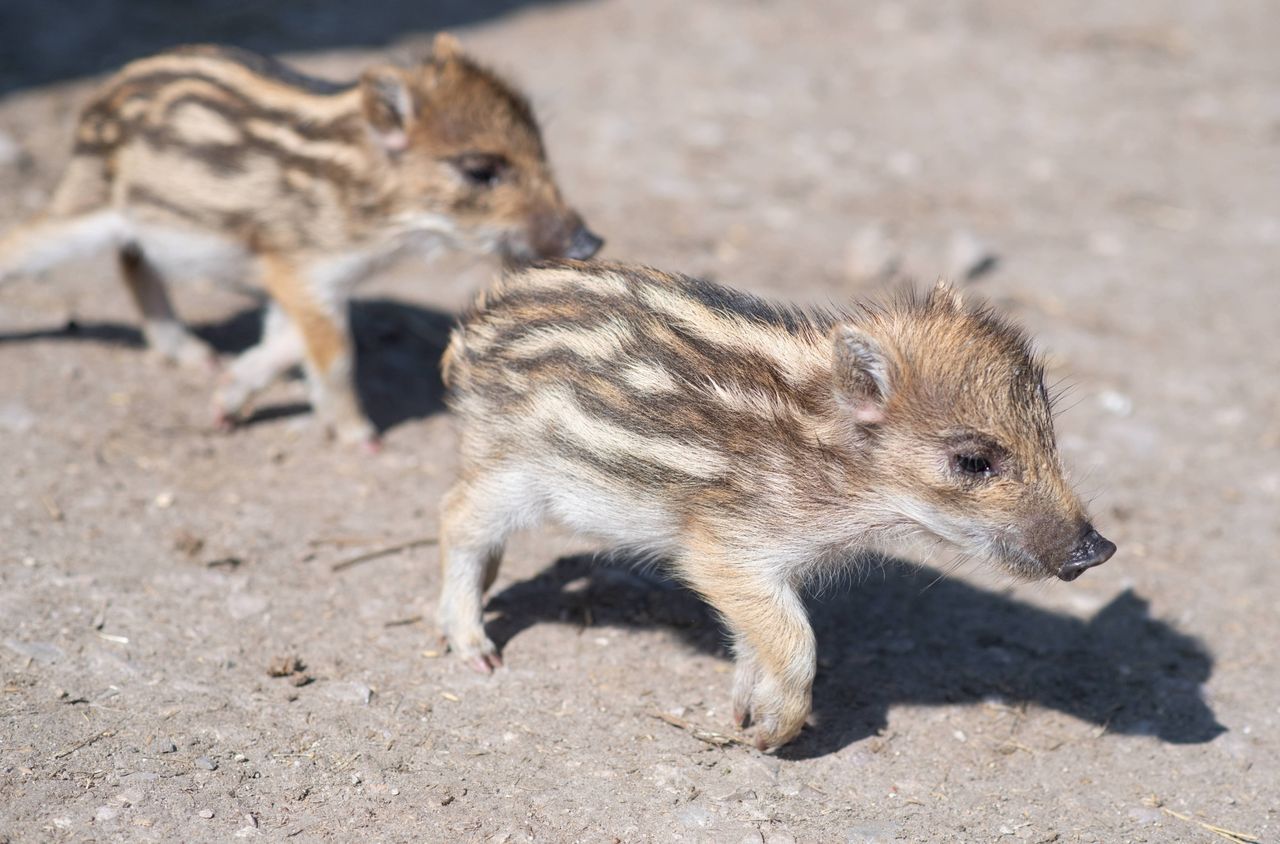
[0,1,1276,841]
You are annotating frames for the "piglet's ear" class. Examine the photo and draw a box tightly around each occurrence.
[929,279,964,312]
[360,67,414,154]
[831,325,891,425]
[432,32,464,61]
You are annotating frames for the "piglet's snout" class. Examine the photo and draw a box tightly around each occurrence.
[565,225,604,260]
[1057,527,1117,581]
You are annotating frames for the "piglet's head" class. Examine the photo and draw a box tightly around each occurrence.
[360,33,603,262]
[830,284,1115,582]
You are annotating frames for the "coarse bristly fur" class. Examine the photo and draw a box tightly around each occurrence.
[0,34,602,447]
[438,260,1116,749]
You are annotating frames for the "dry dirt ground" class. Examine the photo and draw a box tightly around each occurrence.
[1,1,1278,841]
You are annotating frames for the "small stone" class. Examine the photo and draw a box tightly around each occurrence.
[1127,807,1162,826]
[4,639,64,664]
[267,655,304,678]
[173,530,205,558]
[1026,156,1057,183]
[886,149,920,178]
[845,224,900,282]
[677,805,713,829]
[0,131,23,167]
[874,4,907,33]
[94,805,119,822]
[154,492,175,509]
[350,773,362,785]
[1098,390,1133,417]
[390,788,400,796]
[198,809,214,819]
[226,593,268,620]
[717,787,757,802]
[1088,231,1125,257]
[946,230,998,281]
[153,739,177,754]
[0,401,36,434]
[233,753,247,763]
[193,756,217,771]
[325,682,373,705]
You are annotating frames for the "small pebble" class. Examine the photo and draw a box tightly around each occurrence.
[390,788,400,796]
[1098,390,1134,417]
[154,739,177,754]
[233,753,247,763]
[199,809,214,819]
[885,149,920,178]
[0,401,36,434]
[350,773,362,785]
[0,130,23,167]
[946,229,998,281]
[1088,231,1125,257]
[193,756,217,771]
[844,224,900,282]
[4,639,63,663]
[325,681,373,705]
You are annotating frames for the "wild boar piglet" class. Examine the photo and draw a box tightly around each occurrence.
[0,34,601,446]
[439,261,1115,748]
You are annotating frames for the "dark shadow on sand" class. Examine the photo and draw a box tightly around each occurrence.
[485,553,1225,759]
[0,0,590,95]
[0,296,454,435]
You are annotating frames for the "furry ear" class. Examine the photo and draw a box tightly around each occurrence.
[831,325,891,424]
[432,32,464,61]
[360,67,414,153]
[929,279,964,312]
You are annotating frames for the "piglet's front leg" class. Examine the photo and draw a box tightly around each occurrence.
[682,536,816,749]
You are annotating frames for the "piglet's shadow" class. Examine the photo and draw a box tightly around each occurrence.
[486,554,1224,759]
[0,297,453,435]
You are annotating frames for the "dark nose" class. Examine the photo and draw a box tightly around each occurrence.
[1057,528,1117,581]
[565,225,604,260]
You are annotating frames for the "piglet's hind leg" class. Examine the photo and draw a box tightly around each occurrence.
[258,255,375,448]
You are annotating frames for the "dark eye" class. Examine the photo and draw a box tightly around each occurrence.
[453,154,507,187]
[953,452,996,478]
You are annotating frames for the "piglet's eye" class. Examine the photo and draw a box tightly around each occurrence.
[954,453,996,478]
[452,153,507,187]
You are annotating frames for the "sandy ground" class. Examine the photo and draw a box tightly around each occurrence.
[1,0,1278,841]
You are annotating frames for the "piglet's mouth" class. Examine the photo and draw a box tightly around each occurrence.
[1056,528,1117,581]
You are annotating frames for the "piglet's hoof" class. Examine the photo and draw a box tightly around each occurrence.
[211,406,238,432]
